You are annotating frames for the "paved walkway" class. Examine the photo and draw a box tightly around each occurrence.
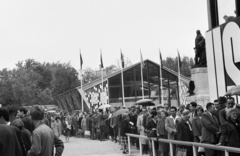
[60,136,141,156]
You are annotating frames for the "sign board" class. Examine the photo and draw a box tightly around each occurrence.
[206,17,240,102]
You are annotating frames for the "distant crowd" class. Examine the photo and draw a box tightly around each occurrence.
[0,96,240,156]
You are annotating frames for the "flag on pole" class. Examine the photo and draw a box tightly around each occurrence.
[140,50,145,69]
[80,51,83,70]
[159,49,163,67]
[177,50,182,68]
[100,49,104,68]
[120,50,124,69]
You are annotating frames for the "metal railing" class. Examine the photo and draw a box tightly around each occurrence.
[126,133,240,156]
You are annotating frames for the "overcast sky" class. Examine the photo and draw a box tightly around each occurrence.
[0,0,209,71]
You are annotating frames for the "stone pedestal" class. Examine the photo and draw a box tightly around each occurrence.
[186,67,210,109]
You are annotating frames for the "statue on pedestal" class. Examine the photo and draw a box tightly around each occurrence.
[194,30,207,67]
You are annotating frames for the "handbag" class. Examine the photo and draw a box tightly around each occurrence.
[176,147,187,156]
[147,130,157,138]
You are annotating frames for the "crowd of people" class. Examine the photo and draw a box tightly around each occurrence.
[0,106,64,156]
[0,96,240,156]
[63,96,239,156]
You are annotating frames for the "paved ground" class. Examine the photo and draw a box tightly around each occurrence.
[60,136,141,156]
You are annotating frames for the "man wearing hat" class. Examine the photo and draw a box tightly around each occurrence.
[176,110,193,156]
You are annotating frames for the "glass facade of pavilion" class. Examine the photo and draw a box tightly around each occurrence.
[55,60,190,112]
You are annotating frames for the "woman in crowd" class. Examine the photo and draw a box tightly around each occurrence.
[146,110,158,156]
[62,117,71,143]
[218,108,240,156]
[156,110,169,156]
[120,113,131,154]
[53,116,62,137]
[192,106,204,156]
[137,108,148,155]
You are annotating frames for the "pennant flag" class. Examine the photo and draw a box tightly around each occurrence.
[140,50,145,69]
[159,49,163,67]
[178,50,182,68]
[100,49,104,68]
[80,51,83,70]
[120,50,124,68]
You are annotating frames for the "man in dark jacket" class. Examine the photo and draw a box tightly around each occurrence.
[0,108,23,156]
[201,103,221,156]
[177,110,193,156]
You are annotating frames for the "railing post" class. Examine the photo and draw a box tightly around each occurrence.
[225,150,229,156]
[127,135,131,155]
[192,145,197,156]
[151,139,156,156]
[169,143,174,156]
[139,137,142,156]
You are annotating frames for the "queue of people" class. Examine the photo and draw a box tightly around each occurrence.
[1,95,239,156]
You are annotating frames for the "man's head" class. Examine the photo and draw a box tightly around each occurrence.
[182,110,190,121]
[218,96,227,109]
[11,119,24,130]
[0,108,10,124]
[178,105,185,113]
[17,107,28,118]
[30,105,44,121]
[214,99,219,109]
[196,30,201,35]
[142,108,147,114]
[163,103,169,110]
[206,102,215,113]
[189,102,197,112]
[170,106,177,117]
[226,97,235,109]
[131,106,135,112]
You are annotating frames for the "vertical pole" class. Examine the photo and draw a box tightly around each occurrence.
[139,138,142,156]
[178,55,181,106]
[160,63,163,104]
[127,135,131,155]
[81,70,84,112]
[151,140,155,156]
[225,150,229,156]
[192,145,197,156]
[121,68,125,107]
[141,61,144,99]
[169,143,174,156]
[146,61,150,99]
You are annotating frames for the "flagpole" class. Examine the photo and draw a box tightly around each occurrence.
[80,50,84,112]
[120,50,125,107]
[101,49,104,93]
[140,50,144,99]
[159,50,163,104]
[177,50,181,105]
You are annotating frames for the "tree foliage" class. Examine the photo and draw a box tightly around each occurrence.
[0,59,79,106]
[163,56,194,77]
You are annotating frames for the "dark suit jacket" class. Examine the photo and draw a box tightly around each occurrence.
[219,109,227,125]
[201,112,220,143]
[192,116,202,142]
[219,120,240,148]
[0,124,23,156]
[146,118,157,131]
[176,118,193,142]
[142,112,150,129]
